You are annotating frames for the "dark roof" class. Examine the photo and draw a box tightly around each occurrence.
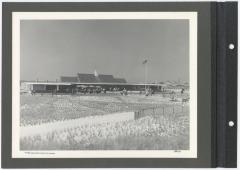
[98,74,116,83]
[61,73,127,83]
[60,76,78,82]
[77,73,98,83]
[114,78,127,83]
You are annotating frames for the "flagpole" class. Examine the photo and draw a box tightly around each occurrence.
[145,62,147,92]
[143,59,148,93]
[142,59,148,94]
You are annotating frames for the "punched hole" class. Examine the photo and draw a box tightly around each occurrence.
[229,43,235,50]
[228,121,235,127]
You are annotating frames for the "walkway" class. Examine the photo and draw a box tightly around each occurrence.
[20,112,135,137]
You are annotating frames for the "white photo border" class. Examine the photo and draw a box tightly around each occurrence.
[12,12,198,158]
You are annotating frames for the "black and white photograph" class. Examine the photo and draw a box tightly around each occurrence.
[12,12,197,158]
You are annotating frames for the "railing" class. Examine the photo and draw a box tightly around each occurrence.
[134,105,189,120]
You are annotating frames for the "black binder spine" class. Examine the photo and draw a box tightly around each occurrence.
[216,2,237,168]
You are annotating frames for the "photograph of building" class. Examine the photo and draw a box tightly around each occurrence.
[19,18,190,152]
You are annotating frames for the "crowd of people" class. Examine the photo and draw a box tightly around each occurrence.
[31,85,187,99]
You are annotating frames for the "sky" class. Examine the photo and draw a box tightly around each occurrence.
[20,19,189,83]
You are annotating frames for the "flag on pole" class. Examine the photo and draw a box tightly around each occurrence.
[142,59,148,64]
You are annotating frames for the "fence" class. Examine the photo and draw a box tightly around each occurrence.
[134,104,189,120]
